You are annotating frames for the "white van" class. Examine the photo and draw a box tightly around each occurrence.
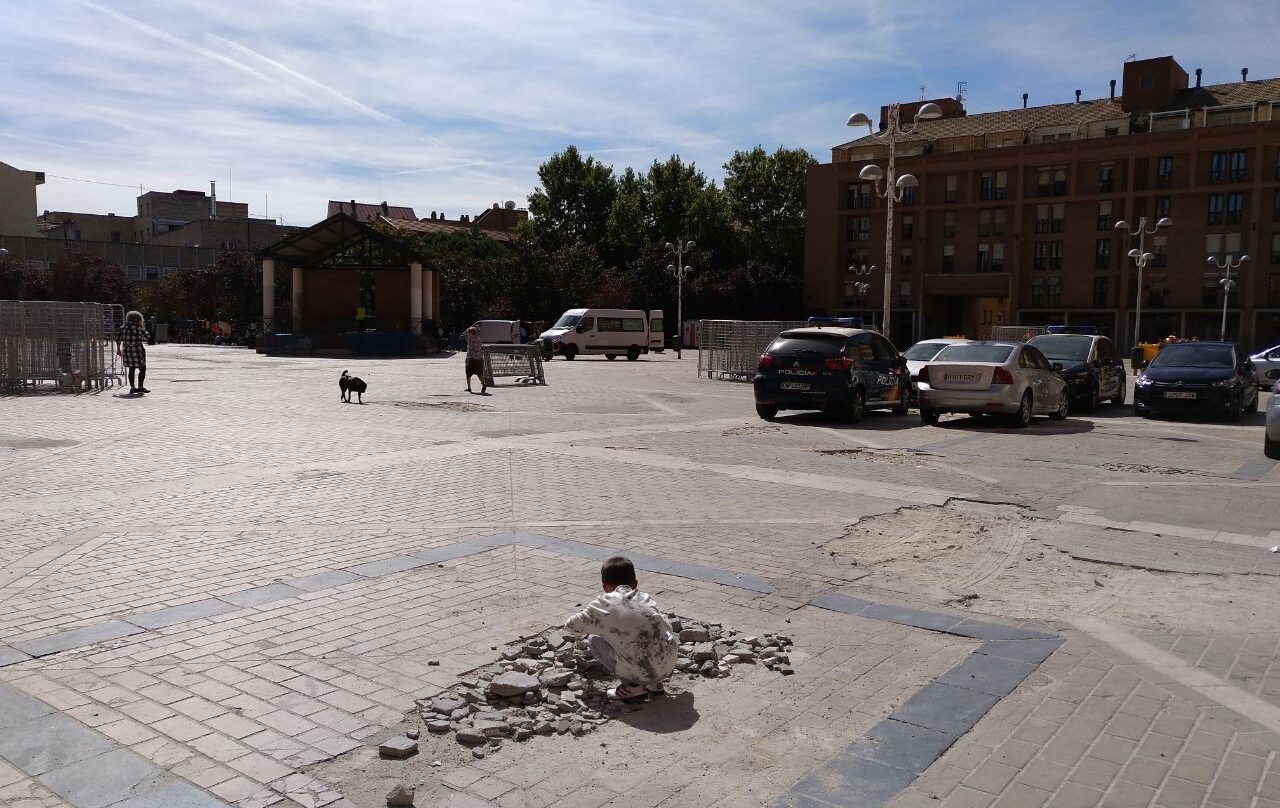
[538,308,661,360]
[471,320,520,344]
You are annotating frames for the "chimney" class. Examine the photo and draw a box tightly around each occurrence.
[1241,67,1249,83]
[210,181,217,218]
[1109,79,1116,100]
[381,201,389,215]
[1075,89,1082,103]
[430,211,436,220]
[349,199,357,217]
[1022,93,1028,109]
[1195,68,1202,88]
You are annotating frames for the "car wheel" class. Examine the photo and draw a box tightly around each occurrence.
[1049,390,1069,421]
[1084,382,1100,413]
[893,392,909,415]
[920,409,940,425]
[1253,388,1261,412]
[605,354,617,361]
[626,346,641,361]
[1111,380,1126,406]
[846,388,866,423]
[1227,393,1243,422]
[563,346,577,360]
[1266,435,1280,460]
[1009,391,1033,428]
[755,403,778,421]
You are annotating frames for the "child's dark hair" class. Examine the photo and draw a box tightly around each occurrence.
[601,556,636,587]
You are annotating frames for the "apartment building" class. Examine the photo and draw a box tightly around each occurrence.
[805,55,1280,350]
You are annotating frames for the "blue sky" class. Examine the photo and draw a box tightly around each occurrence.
[3,0,1277,228]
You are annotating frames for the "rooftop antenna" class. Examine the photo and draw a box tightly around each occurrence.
[919,84,926,101]
[956,80,967,103]
[1125,53,1137,62]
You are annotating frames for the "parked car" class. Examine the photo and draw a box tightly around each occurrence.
[1250,344,1280,381]
[916,341,1068,428]
[1133,341,1259,421]
[1027,333,1127,411]
[753,326,911,422]
[537,308,662,360]
[903,338,970,385]
[1266,379,1280,459]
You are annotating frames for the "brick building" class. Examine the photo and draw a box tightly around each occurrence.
[805,55,1280,350]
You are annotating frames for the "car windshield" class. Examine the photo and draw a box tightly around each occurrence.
[903,341,951,361]
[1150,344,1235,369]
[1029,335,1091,362]
[770,335,845,356]
[934,344,1014,363]
[551,314,581,329]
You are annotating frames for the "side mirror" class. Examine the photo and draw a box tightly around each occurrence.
[1139,360,1150,370]
[1051,362,1063,372]
[1266,369,1280,381]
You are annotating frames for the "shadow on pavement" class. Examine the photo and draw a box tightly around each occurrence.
[616,691,699,734]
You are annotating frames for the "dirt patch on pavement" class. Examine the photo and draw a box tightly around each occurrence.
[822,502,1275,633]
[1098,462,1199,476]
[378,401,493,413]
[721,425,784,436]
[814,447,937,467]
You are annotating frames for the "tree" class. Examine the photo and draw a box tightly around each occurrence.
[0,252,49,300]
[44,251,134,308]
[527,146,617,252]
[722,146,816,275]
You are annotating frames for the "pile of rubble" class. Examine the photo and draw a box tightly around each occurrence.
[404,616,795,758]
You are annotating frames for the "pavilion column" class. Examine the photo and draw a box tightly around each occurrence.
[424,267,436,326]
[291,267,304,332]
[410,261,423,335]
[262,258,275,333]
[430,269,440,322]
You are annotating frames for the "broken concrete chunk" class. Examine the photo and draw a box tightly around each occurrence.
[426,720,451,734]
[487,671,541,698]
[455,729,487,747]
[378,736,418,759]
[679,627,710,642]
[386,783,416,807]
[539,669,573,688]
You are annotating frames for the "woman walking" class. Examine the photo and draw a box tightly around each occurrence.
[116,310,149,394]
[464,326,486,394]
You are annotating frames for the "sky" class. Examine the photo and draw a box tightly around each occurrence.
[3,0,1277,228]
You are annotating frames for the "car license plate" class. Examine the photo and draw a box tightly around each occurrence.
[1164,391,1196,399]
[780,382,810,391]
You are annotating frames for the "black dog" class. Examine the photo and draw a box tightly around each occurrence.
[339,370,367,403]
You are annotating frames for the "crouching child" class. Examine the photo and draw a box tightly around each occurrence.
[564,556,679,703]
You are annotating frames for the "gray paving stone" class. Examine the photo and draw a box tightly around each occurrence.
[975,638,1064,665]
[860,603,963,633]
[542,538,616,560]
[13,620,146,658]
[789,754,918,807]
[108,779,233,808]
[809,591,875,615]
[285,570,362,592]
[936,652,1037,697]
[890,681,1002,737]
[947,618,1056,641]
[40,747,161,808]
[0,682,54,729]
[219,583,305,608]
[0,644,32,668]
[661,560,773,592]
[346,554,434,577]
[508,532,564,549]
[852,718,958,773]
[0,712,115,775]
[412,543,495,564]
[125,599,239,630]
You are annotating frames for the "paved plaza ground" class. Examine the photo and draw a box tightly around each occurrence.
[1,345,1278,808]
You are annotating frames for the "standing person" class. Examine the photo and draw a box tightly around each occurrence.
[116,310,149,394]
[464,326,486,394]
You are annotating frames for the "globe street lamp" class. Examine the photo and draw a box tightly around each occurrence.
[847,101,941,342]
[847,263,874,327]
[1114,216,1171,359]
[666,239,695,359]
[1207,254,1249,341]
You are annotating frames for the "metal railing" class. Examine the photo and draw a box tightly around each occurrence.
[697,320,807,382]
[0,300,125,392]
[989,325,1048,343]
[481,344,546,386]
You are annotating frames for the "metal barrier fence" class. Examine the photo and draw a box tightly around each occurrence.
[0,300,125,392]
[481,344,546,386]
[697,320,807,381]
[990,325,1048,342]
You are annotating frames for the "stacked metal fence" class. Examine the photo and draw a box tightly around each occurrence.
[990,325,1048,343]
[0,301,126,392]
[697,320,807,381]
[481,344,546,386]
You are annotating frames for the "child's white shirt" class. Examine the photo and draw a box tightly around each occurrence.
[564,586,679,683]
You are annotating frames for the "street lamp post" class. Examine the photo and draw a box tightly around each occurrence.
[666,239,695,359]
[847,102,941,343]
[848,263,874,327]
[1208,254,1249,342]
[1114,216,1171,356]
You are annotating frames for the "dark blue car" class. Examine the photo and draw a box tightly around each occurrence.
[1133,341,1259,421]
[753,326,912,422]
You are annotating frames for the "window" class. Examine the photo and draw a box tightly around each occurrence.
[901,184,917,206]
[1098,201,1113,231]
[979,209,992,236]
[1034,241,1049,270]
[1093,276,1109,307]
[1053,167,1067,195]
[1272,233,1280,264]
[1155,196,1171,220]
[1274,189,1280,222]
[110,231,121,243]
[1271,274,1280,306]
[1104,127,1120,138]
[1229,150,1246,182]
[1051,204,1065,233]
[145,266,159,281]
[846,215,871,241]
[1202,277,1220,307]
[1206,233,1244,263]
[1156,156,1173,187]
[901,245,913,266]
[1036,205,1051,233]
[898,280,912,307]
[977,243,990,272]
[979,172,995,201]
[943,211,956,238]
[1210,151,1228,182]
[847,182,873,208]
[1046,277,1061,306]
[942,245,955,273]
[945,175,958,203]
[1095,238,1111,268]
[992,243,1005,272]
[1275,149,1280,180]
[1050,241,1064,270]
[1226,192,1244,224]
[1032,279,1047,307]
[126,265,142,281]
[993,208,1006,235]
[901,214,914,240]
[994,171,1008,199]
[1153,235,1168,267]
[1099,164,1115,193]
[1207,194,1224,225]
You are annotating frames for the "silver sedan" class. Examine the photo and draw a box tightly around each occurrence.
[1252,344,1280,382]
[1266,380,1279,460]
[917,341,1069,428]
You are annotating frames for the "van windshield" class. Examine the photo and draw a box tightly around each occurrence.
[552,314,581,329]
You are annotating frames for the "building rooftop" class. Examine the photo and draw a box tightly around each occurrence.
[328,200,417,222]
[377,215,514,242]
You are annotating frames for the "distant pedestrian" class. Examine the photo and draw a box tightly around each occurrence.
[464,326,486,394]
[116,310,149,394]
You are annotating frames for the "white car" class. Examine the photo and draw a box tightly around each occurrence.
[1251,344,1280,381]
[1266,380,1280,460]
[917,341,1069,428]
[902,338,970,384]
